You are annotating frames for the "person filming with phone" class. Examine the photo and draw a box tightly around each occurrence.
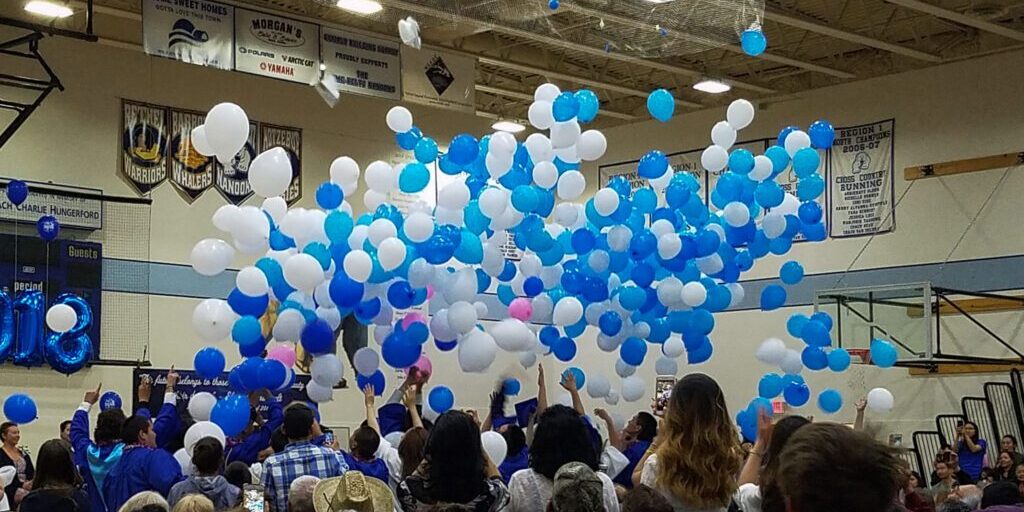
[957,420,988,481]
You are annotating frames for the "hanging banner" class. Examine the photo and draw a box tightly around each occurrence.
[259,124,303,205]
[0,180,103,230]
[829,119,896,238]
[168,109,215,202]
[121,100,168,194]
[401,47,476,113]
[141,0,234,70]
[214,121,258,205]
[234,8,319,84]
[321,27,401,100]
[132,368,314,420]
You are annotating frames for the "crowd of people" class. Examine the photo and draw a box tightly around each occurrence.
[1,365,1022,512]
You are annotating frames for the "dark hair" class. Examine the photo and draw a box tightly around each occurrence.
[984,480,1023,507]
[271,427,288,454]
[529,405,599,480]
[192,437,224,475]
[0,422,16,441]
[962,421,981,443]
[423,505,473,512]
[778,423,902,512]
[1005,434,1019,447]
[501,426,526,457]
[634,412,658,442]
[283,404,315,440]
[139,504,168,512]
[350,426,380,460]
[909,470,923,488]
[621,484,673,512]
[96,409,126,444]
[60,420,71,433]
[33,439,82,491]
[760,415,812,512]
[121,415,152,445]
[425,411,486,504]
[399,427,429,479]
[225,461,253,488]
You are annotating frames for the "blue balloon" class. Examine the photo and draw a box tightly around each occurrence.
[315,182,343,210]
[780,261,804,285]
[3,394,36,423]
[765,145,790,175]
[808,120,835,149]
[802,346,828,371]
[758,373,784,399]
[575,90,599,123]
[228,288,269,317]
[818,388,843,414]
[754,181,784,208]
[237,357,263,392]
[728,149,755,175]
[511,185,539,213]
[435,338,457,352]
[259,359,287,390]
[803,221,828,242]
[37,215,59,242]
[382,336,421,369]
[801,320,830,347]
[301,319,334,355]
[870,339,899,368]
[553,337,577,362]
[598,311,623,336]
[638,150,668,179]
[239,338,266,358]
[539,326,560,346]
[356,370,386,396]
[549,0,559,9]
[828,348,851,372]
[571,229,596,254]
[97,391,121,412]
[786,314,809,338]
[552,91,580,122]
[792,148,820,178]
[776,127,799,148]
[687,339,713,364]
[211,394,250,437]
[43,293,93,374]
[760,285,787,311]
[523,276,544,297]
[428,386,455,413]
[448,134,480,166]
[562,367,585,390]
[5,180,28,206]
[304,242,331,271]
[810,311,833,331]
[783,382,810,407]
[194,346,226,379]
[797,174,825,201]
[329,273,364,308]
[620,337,647,366]
[414,137,438,163]
[232,316,263,346]
[503,378,521,396]
[740,28,767,56]
[396,126,422,150]
[399,162,431,193]
[646,89,675,122]
[798,201,823,225]
[355,298,382,323]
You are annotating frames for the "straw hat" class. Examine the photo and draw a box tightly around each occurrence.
[313,472,393,512]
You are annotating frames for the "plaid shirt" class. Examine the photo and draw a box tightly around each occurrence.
[261,441,348,512]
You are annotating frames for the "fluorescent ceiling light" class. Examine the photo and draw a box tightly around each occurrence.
[24,1,73,18]
[693,79,731,94]
[336,0,382,15]
[492,120,526,133]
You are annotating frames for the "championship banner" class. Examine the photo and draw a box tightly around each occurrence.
[321,27,401,100]
[142,0,234,70]
[829,119,896,238]
[401,46,476,113]
[214,121,258,205]
[132,368,313,420]
[260,125,303,205]
[234,8,319,84]
[121,100,168,194]
[168,109,215,202]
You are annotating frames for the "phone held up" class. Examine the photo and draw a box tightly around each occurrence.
[655,376,676,415]
[243,484,265,512]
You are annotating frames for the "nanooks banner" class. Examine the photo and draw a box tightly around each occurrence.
[168,109,215,202]
[142,0,234,70]
[260,125,303,205]
[214,120,258,205]
[829,119,896,238]
[321,27,401,100]
[402,46,476,113]
[234,8,319,84]
[121,100,168,194]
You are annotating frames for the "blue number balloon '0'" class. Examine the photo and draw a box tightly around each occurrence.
[0,290,12,361]
[44,293,94,375]
[12,290,45,367]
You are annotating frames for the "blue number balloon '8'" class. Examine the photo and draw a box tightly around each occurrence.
[44,293,95,375]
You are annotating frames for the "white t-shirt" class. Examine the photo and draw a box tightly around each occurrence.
[733,483,761,512]
[507,468,620,512]
[640,455,728,512]
[601,445,630,480]
[373,437,404,512]
[0,466,15,512]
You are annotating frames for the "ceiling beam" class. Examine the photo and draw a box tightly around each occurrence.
[477,56,703,108]
[884,0,1024,43]
[475,84,640,120]
[561,4,856,79]
[764,7,943,63]
[376,0,775,95]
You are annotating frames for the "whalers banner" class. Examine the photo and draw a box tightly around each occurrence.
[234,8,319,85]
[168,109,215,202]
[828,119,895,238]
[142,0,234,70]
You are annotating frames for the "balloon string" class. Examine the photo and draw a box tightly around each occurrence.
[932,165,1014,280]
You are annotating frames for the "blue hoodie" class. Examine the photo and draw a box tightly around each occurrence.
[71,407,124,512]
[102,445,184,512]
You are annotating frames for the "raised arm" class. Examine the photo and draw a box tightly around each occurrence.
[72,384,101,453]
[152,367,181,449]
[560,371,584,416]
[854,398,866,431]
[404,385,423,430]
[738,409,773,485]
[481,384,505,433]
[594,408,624,451]
[364,384,382,436]
[537,363,548,413]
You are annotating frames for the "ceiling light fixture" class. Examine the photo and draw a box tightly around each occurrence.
[24,1,73,18]
[492,120,526,134]
[693,79,731,94]
[336,0,383,15]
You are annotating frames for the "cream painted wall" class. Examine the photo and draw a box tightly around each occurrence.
[1,28,1023,454]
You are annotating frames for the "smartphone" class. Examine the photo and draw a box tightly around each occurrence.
[243,484,265,512]
[324,432,335,447]
[956,420,965,428]
[654,377,676,414]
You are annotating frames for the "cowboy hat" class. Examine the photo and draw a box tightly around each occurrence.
[313,471,393,512]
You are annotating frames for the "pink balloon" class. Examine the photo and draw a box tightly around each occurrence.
[508,298,533,321]
[267,344,296,368]
[402,312,426,329]
[411,354,432,379]
[425,285,434,299]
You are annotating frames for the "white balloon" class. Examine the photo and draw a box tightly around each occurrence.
[594,188,620,217]
[346,347,378,379]
[343,250,373,283]
[311,354,344,387]
[597,333,621,352]
[236,266,269,297]
[174,448,193,477]
[190,125,215,157]
[448,301,478,334]
[726,283,745,308]
[485,152,513,178]
[490,319,535,352]
[191,238,234,277]
[249,147,293,198]
[408,259,436,289]
[696,254,724,276]
[192,299,236,342]
[756,338,788,365]
[519,351,538,369]
[655,356,679,376]
[531,294,554,323]
[481,431,508,465]
[397,17,421,48]
[681,282,708,307]
[398,213,432,244]
[478,187,509,219]
[534,83,561,103]
[211,205,239,233]
[762,212,786,239]
[187,392,217,422]
[552,297,583,326]
[577,130,607,161]
[615,359,636,378]
[307,380,334,403]
[524,133,553,163]
[377,238,407,271]
[621,376,646,402]
[330,156,360,186]
[46,304,77,333]
[490,131,517,156]
[726,99,755,130]
[384,431,404,450]
[204,103,249,158]
[458,330,497,373]
[317,306,342,331]
[532,161,558,189]
[723,202,751,227]
[867,388,895,413]
[261,197,287,225]
[663,337,685,358]
[385,106,413,133]
[701,145,729,172]
[365,160,396,193]
[750,155,774,181]
[438,181,471,209]
[586,374,611,399]
[710,121,737,149]
[780,348,804,375]
[557,171,586,200]
[283,253,324,292]
[550,120,581,149]
[184,421,225,457]
[649,169,673,191]
[528,101,555,130]
[429,309,456,342]
[784,130,811,157]
[657,233,682,260]
[656,277,683,307]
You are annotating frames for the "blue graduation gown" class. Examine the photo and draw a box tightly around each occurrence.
[71,408,124,512]
[135,399,181,450]
[102,446,184,512]
[340,451,389,485]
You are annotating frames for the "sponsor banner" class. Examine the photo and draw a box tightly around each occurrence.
[0,180,103,230]
[121,100,168,194]
[142,0,233,69]
[132,368,313,420]
[168,109,215,202]
[260,124,303,205]
[214,121,258,205]
[402,47,476,113]
[235,8,319,84]
[829,119,896,238]
[321,27,401,100]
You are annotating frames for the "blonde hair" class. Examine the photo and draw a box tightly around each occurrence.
[119,491,169,512]
[171,495,214,512]
[654,373,741,508]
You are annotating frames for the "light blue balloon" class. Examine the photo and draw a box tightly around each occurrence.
[797,173,825,201]
[399,162,431,193]
[728,149,755,175]
[646,89,675,122]
[741,29,767,56]
[414,137,438,163]
[870,339,898,368]
[755,181,784,208]
[758,373,784,399]
[818,388,843,414]
[575,90,599,123]
[765,145,790,176]
[552,91,580,122]
[809,120,835,149]
[792,148,820,178]
[760,285,786,311]
[828,348,851,372]
[780,261,804,285]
